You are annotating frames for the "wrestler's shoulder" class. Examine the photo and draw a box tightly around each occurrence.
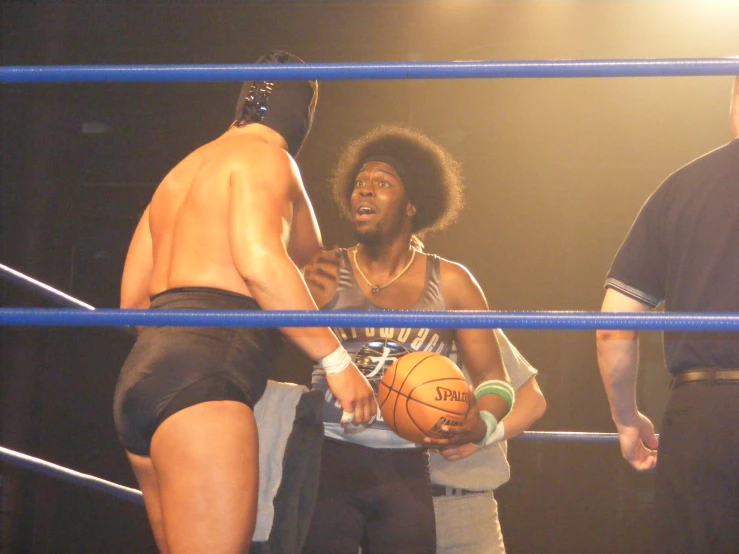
[227,144,299,189]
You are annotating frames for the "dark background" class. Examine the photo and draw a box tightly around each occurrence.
[1,1,738,552]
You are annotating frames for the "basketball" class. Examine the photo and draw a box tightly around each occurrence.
[378,351,471,443]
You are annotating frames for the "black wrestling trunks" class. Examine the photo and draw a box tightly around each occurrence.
[113,287,284,455]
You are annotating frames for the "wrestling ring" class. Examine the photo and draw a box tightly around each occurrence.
[2,56,739,543]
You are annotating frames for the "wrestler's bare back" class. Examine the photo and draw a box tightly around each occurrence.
[119,123,361,365]
[146,128,319,299]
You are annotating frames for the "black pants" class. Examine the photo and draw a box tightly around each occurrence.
[302,439,436,554]
[655,382,739,554]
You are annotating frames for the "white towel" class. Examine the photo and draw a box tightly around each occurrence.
[253,380,308,541]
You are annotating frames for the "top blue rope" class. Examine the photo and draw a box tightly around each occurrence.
[2,308,739,331]
[2,58,739,83]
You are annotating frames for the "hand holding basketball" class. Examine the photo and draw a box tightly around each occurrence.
[378,352,471,444]
[424,401,490,448]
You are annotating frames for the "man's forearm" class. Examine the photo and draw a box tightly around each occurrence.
[596,329,640,427]
[242,249,344,361]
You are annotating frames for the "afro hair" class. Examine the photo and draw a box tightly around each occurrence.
[330,125,464,237]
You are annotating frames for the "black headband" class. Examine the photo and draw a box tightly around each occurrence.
[361,154,408,185]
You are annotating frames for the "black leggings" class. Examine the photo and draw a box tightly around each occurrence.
[302,439,436,554]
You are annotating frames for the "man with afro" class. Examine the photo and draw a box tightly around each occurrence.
[301,125,545,554]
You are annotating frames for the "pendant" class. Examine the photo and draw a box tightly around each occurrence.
[371,286,381,296]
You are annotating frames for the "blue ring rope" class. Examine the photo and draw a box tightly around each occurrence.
[2,308,739,331]
[0,263,95,310]
[0,431,622,505]
[0,445,144,505]
[2,58,739,84]
[517,431,628,444]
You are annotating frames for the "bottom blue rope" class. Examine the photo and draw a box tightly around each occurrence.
[0,446,144,504]
[0,430,630,506]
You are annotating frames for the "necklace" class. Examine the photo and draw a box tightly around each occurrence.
[353,246,417,296]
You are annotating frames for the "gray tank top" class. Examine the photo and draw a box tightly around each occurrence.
[311,248,455,448]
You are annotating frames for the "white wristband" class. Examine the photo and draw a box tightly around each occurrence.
[477,410,500,446]
[485,421,506,446]
[319,345,352,375]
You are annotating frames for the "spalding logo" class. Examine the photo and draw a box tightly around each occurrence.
[434,387,469,403]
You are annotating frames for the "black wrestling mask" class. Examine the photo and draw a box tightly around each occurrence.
[234,50,318,158]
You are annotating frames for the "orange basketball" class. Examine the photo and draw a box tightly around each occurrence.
[378,351,471,444]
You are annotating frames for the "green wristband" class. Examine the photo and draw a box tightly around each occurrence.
[474,380,515,412]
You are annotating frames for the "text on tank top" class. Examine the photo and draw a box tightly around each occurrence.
[311,248,455,448]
